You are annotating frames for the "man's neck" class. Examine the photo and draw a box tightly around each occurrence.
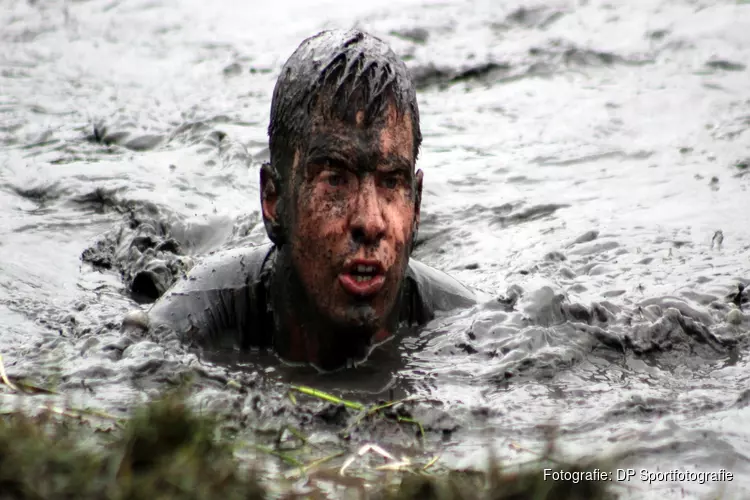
[278,320,390,370]
[265,247,400,371]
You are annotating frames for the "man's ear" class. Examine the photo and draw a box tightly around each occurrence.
[414,169,423,226]
[260,162,285,245]
[410,169,424,254]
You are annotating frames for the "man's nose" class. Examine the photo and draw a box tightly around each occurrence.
[350,180,386,245]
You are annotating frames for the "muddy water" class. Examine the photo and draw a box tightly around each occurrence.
[1,0,749,497]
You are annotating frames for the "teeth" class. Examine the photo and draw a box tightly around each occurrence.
[355,265,376,273]
[355,275,372,282]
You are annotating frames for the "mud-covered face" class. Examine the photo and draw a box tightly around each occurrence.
[286,103,423,335]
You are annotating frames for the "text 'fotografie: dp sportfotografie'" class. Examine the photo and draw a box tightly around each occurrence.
[543,468,734,484]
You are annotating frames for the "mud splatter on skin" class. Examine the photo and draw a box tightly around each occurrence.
[299,111,417,293]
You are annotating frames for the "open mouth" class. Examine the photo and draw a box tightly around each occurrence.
[339,260,386,297]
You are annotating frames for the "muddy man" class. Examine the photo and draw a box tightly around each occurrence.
[128,29,479,371]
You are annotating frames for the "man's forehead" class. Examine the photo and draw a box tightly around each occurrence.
[307,103,414,160]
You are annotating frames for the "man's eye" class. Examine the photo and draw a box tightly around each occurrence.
[325,172,345,187]
[382,176,400,189]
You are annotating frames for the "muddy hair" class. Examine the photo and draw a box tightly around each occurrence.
[264,29,422,245]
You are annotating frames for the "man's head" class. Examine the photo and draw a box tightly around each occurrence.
[261,29,423,347]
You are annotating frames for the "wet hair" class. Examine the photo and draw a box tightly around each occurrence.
[267,28,422,183]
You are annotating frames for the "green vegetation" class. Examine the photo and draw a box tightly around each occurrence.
[0,394,617,500]
[0,354,616,499]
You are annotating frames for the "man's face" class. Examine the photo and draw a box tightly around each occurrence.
[283,103,423,334]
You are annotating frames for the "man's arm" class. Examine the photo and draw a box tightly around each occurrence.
[125,244,273,349]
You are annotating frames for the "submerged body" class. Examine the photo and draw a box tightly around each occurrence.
[145,243,478,367]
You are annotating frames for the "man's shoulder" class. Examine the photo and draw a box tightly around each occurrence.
[406,258,482,316]
[143,243,274,342]
[168,243,273,294]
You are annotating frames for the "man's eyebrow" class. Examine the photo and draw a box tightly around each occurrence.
[307,146,351,161]
[379,155,412,173]
[305,153,354,177]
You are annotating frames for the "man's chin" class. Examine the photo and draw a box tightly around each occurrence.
[328,304,381,334]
